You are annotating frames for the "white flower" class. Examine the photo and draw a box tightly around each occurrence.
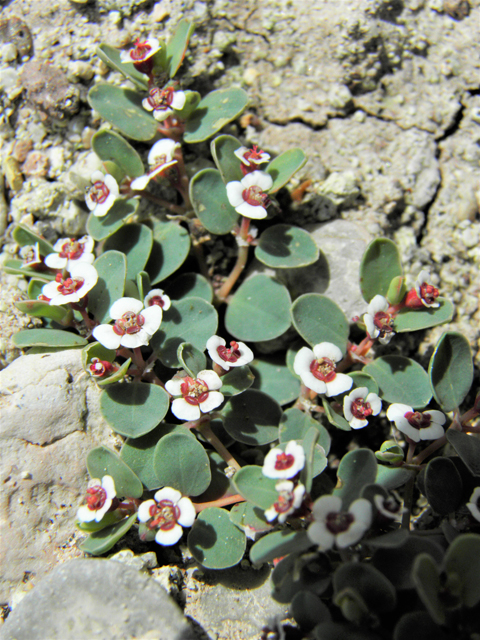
[415,270,440,308]
[130,139,180,191]
[19,242,42,267]
[386,403,446,443]
[138,487,196,546]
[293,342,353,397]
[226,170,273,219]
[92,297,163,350]
[262,441,305,479]
[41,263,98,306]
[206,335,254,371]
[85,171,119,218]
[142,86,186,121]
[120,37,160,64]
[165,370,224,421]
[264,480,305,523]
[144,288,171,311]
[77,475,116,523]
[44,235,95,270]
[343,387,382,429]
[307,495,372,551]
[234,145,270,169]
[363,295,395,345]
[466,487,480,523]
[373,493,406,521]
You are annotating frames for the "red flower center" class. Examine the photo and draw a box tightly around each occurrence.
[55,274,85,296]
[130,39,152,61]
[217,341,242,363]
[149,499,180,530]
[419,282,439,305]
[147,86,175,110]
[59,239,85,261]
[242,185,269,208]
[86,485,107,511]
[351,398,373,419]
[310,357,336,383]
[89,181,110,205]
[113,311,145,336]
[89,358,115,377]
[274,452,295,471]
[180,377,209,406]
[147,295,166,308]
[405,411,432,430]
[325,511,354,534]
[274,489,295,514]
[374,311,394,334]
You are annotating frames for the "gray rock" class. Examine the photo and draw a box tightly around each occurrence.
[0,559,196,640]
[0,349,119,603]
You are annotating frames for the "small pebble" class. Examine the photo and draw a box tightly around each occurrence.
[22,152,50,179]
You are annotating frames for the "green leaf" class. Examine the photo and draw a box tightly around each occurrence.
[166,19,195,78]
[89,250,126,323]
[411,554,445,625]
[375,466,413,491]
[444,533,480,608]
[146,220,190,285]
[154,432,211,496]
[348,372,379,395]
[322,398,351,431]
[92,129,144,178]
[86,446,143,498]
[210,134,244,183]
[333,562,397,613]
[394,612,449,640]
[272,552,331,605]
[395,298,455,333]
[250,355,301,405]
[229,502,271,536]
[79,513,138,556]
[28,278,49,299]
[136,271,150,301]
[88,84,157,142]
[255,224,319,269]
[86,199,139,241]
[104,223,153,282]
[359,238,403,303]
[301,426,322,493]
[291,294,349,353]
[446,430,480,477]
[189,168,238,235]
[193,448,233,504]
[250,530,312,564]
[12,329,87,348]
[220,365,255,396]
[364,356,432,409]
[184,87,249,144]
[386,275,407,306]
[225,275,292,342]
[233,465,279,509]
[188,507,246,569]
[266,148,307,193]
[177,342,206,377]
[279,408,331,455]
[168,272,213,303]
[428,331,473,412]
[15,300,72,324]
[174,90,201,121]
[291,591,332,631]
[96,44,149,90]
[425,457,463,515]
[100,382,169,437]
[12,224,55,256]
[333,449,378,508]
[151,297,218,368]
[103,160,125,184]
[97,358,132,387]
[82,342,116,370]
[221,389,282,445]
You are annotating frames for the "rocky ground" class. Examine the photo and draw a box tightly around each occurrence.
[0,0,479,638]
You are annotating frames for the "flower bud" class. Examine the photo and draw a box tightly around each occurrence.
[375,440,404,465]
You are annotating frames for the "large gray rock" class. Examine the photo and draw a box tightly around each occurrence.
[0,559,196,640]
[0,349,119,603]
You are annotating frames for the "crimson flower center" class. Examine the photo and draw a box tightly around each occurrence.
[130,39,152,61]
[217,341,241,363]
[420,282,439,305]
[56,276,85,296]
[405,411,432,430]
[113,311,145,336]
[86,486,107,511]
[181,377,209,406]
[310,357,336,383]
[22,247,38,264]
[351,398,373,419]
[374,311,394,333]
[382,496,401,514]
[89,181,110,204]
[326,511,354,534]
[242,185,268,207]
[59,240,84,261]
[274,490,295,514]
[148,499,180,531]
[244,146,265,164]
[147,295,166,308]
[274,452,295,471]
[148,87,174,110]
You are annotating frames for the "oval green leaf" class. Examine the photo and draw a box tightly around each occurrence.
[428,331,473,412]
[188,507,246,569]
[12,223,55,256]
[425,457,463,516]
[92,129,144,178]
[168,272,213,303]
[233,465,278,509]
[96,44,149,90]
[222,389,282,445]
[87,446,143,499]
[190,168,238,235]
[255,224,319,269]
[395,298,455,333]
[146,220,190,285]
[154,431,211,497]
[279,408,331,455]
[291,294,349,353]
[15,300,71,324]
[266,148,307,193]
[12,328,87,348]
[104,223,153,282]
[79,513,138,556]
[250,530,312,565]
[364,355,432,408]
[184,87,249,144]
[333,449,378,508]
[89,250,127,323]
[210,134,244,184]
[250,355,301,405]
[86,198,138,241]
[359,238,403,303]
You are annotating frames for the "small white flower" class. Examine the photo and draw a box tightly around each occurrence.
[373,493,406,521]
[307,495,372,551]
[120,37,160,64]
[144,289,171,311]
[19,242,42,268]
[415,270,440,308]
[130,139,180,191]
[165,370,224,421]
[466,487,480,523]
[138,487,196,546]
[226,170,273,219]
[85,171,119,218]
[293,342,353,397]
[363,295,395,345]
[142,86,187,122]
[262,441,305,479]
[41,263,98,306]
[44,235,95,270]
[234,145,270,169]
[92,297,163,350]
[206,335,254,371]
[77,475,116,523]
[343,387,382,429]
[264,480,305,523]
[386,403,446,443]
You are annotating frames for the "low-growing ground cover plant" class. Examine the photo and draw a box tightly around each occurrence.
[6,20,480,640]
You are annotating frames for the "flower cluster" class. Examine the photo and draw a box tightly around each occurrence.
[138,487,195,546]
[40,263,98,306]
[166,370,224,421]
[93,297,163,350]
[262,441,306,523]
[294,342,352,397]
[206,335,254,371]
